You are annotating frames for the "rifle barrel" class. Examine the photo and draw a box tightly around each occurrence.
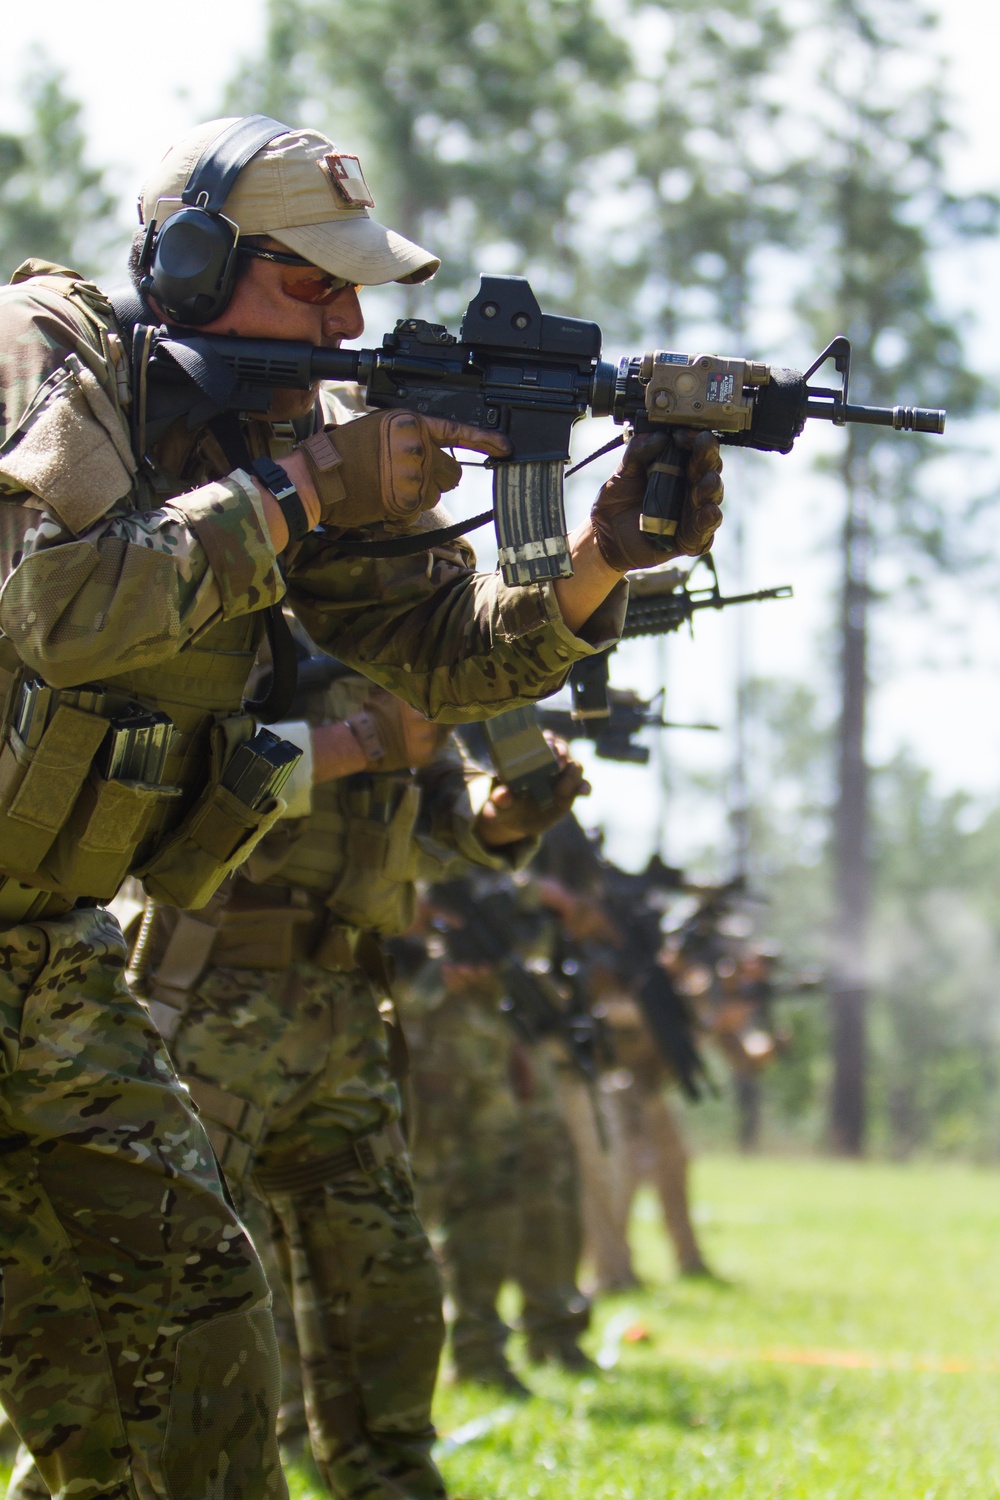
[622,584,792,640]
[805,398,945,435]
[709,586,793,607]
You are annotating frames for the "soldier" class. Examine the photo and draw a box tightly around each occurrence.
[0,108,721,1498]
[509,1035,594,1371]
[407,873,594,1390]
[404,952,528,1394]
[130,659,584,1500]
[575,995,712,1284]
[533,823,714,1286]
[7,657,588,1500]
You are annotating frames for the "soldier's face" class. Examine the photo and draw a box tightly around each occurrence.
[197,242,366,419]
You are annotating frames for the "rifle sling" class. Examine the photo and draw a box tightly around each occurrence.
[330,508,495,557]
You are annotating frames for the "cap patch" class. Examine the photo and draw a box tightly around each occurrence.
[323,153,375,209]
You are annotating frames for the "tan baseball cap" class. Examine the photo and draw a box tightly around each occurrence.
[139,117,440,286]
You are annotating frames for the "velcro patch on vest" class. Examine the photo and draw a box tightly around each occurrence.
[0,355,135,533]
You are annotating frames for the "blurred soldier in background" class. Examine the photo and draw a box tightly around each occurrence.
[404,871,595,1393]
[402,947,528,1394]
[533,819,714,1288]
[665,886,784,1152]
[711,943,784,1150]
[511,1034,595,1370]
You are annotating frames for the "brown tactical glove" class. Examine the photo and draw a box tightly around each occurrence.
[477,734,591,846]
[591,428,724,572]
[299,411,511,528]
[346,687,450,771]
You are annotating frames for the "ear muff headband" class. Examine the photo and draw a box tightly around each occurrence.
[143,114,290,326]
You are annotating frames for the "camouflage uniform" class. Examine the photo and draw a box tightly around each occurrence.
[511,1039,590,1365]
[0,264,622,1500]
[132,671,534,1500]
[566,998,710,1285]
[406,965,589,1385]
[405,967,521,1386]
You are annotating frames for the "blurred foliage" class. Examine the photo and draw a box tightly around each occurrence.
[794,0,993,563]
[786,0,995,1153]
[227,0,633,318]
[592,0,804,345]
[683,678,1000,1158]
[0,54,120,280]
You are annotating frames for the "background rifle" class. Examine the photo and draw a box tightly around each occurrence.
[565,553,791,725]
[427,876,605,1083]
[534,820,711,1102]
[482,555,788,780]
[536,687,716,766]
[597,859,713,1102]
[135,274,946,589]
[621,555,792,643]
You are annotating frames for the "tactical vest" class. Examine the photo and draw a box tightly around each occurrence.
[135,679,426,1054]
[0,267,279,923]
[235,675,424,942]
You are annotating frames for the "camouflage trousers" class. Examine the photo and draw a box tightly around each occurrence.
[165,958,446,1500]
[511,1043,590,1357]
[410,996,588,1378]
[409,990,521,1380]
[0,908,283,1500]
[241,1196,308,1452]
[559,1066,709,1284]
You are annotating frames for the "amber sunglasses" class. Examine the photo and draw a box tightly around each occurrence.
[240,241,360,303]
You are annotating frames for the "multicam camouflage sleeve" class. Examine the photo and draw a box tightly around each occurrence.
[0,273,285,686]
[286,534,628,723]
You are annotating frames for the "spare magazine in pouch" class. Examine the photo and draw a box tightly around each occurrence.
[137,719,301,909]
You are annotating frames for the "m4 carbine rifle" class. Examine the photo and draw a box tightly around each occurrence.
[138,275,945,587]
[583,854,712,1101]
[535,686,711,766]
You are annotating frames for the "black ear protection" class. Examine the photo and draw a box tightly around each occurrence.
[138,114,290,325]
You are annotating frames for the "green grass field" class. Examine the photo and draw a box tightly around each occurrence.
[3,1155,997,1498]
[404,1155,1000,1500]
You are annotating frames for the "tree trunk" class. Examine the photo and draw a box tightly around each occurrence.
[829,431,871,1155]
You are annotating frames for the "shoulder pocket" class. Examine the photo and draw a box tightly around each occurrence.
[0,354,135,533]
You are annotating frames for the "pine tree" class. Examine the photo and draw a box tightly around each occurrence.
[794,0,989,1154]
[592,0,798,345]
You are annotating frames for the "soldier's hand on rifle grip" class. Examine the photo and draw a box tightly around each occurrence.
[476,734,591,846]
[590,429,723,572]
[299,410,512,529]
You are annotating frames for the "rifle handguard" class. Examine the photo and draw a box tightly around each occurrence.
[721,367,809,454]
